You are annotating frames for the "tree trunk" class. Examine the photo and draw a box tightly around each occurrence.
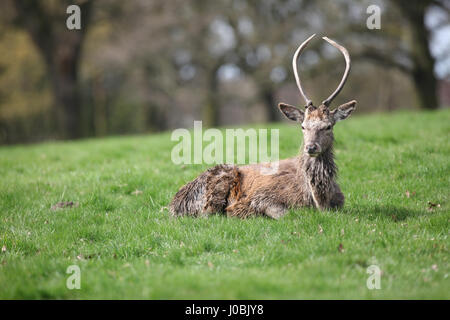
[203,93,220,128]
[12,0,93,139]
[408,19,438,110]
[411,66,438,110]
[395,0,439,109]
[48,44,82,139]
[203,66,221,127]
[260,87,279,122]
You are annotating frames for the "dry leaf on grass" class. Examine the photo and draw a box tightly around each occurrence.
[338,243,344,253]
[51,201,78,210]
[405,190,416,198]
[427,202,441,211]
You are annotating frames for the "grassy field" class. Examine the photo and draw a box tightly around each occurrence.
[0,109,448,299]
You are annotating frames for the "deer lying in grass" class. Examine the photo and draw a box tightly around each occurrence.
[170,34,356,219]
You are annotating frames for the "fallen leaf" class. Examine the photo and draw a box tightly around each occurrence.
[207,261,214,268]
[427,202,441,211]
[1,245,6,253]
[51,201,79,210]
[340,229,345,236]
[131,189,143,196]
[405,190,416,198]
[338,243,344,253]
[431,264,438,271]
[76,254,83,260]
[318,225,323,234]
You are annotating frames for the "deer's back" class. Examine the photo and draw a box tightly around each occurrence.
[227,157,313,215]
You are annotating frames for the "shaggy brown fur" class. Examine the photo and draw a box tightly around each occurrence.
[169,101,356,219]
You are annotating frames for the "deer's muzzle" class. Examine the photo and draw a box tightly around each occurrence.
[305,143,321,157]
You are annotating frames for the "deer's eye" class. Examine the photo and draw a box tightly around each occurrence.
[325,125,331,130]
[301,125,305,130]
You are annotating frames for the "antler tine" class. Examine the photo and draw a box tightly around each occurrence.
[292,34,316,107]
[321,37,351,108]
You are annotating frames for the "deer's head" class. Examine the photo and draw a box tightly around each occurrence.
[279,34,356,157]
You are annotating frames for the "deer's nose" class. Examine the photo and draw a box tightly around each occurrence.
[306,144,319,154]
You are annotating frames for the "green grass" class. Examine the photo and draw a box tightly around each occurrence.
[0,109,449,299]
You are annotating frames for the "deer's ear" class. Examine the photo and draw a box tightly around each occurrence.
[278,103,304,122]
[331,100,356,122]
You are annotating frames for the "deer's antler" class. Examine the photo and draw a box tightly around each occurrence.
[321,36,351,108]
[292,34,316,108]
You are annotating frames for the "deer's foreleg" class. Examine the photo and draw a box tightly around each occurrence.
[307,178,334,210]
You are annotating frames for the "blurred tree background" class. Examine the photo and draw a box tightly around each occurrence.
[0,0,448,144]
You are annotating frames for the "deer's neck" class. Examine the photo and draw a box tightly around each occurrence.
[298,146,337,209]
[299,148,336,181]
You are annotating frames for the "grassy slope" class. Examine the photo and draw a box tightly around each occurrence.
[0,110,448,299]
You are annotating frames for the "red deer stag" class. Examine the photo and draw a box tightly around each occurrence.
[169,34,357,219]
